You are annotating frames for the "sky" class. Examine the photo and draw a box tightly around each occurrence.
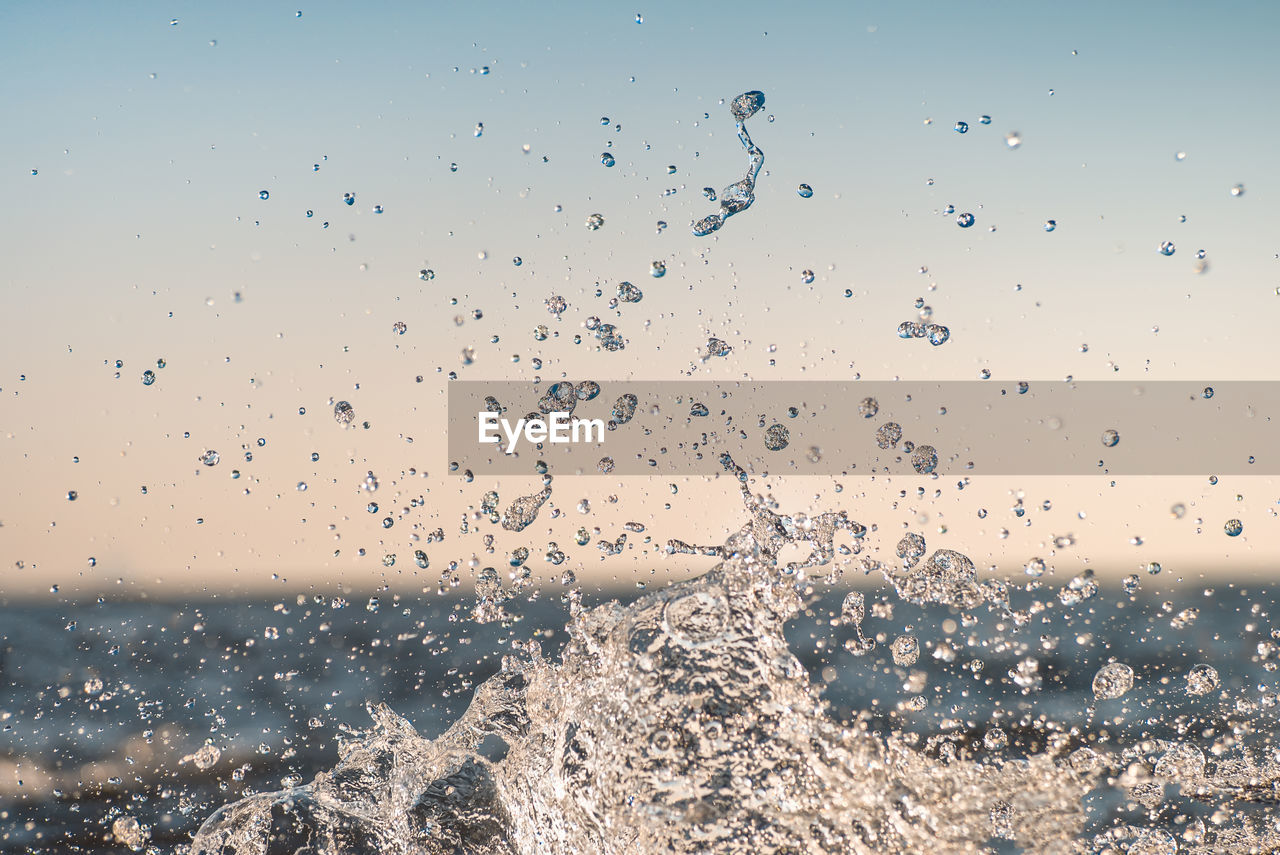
[2,0,1279,599]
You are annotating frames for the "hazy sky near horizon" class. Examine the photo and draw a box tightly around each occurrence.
[3,1,1279,598]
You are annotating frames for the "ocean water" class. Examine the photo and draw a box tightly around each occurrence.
[6,468,1278,853]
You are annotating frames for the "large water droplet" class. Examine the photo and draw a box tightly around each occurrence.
[763,423,790,451]
[1091,662,1134,700]
[1185,663,1220,696]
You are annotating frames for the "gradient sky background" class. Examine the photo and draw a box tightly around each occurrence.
[3,0,1278,599]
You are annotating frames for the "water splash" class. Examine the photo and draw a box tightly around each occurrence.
[692,91,766,237]
[193,456,1106,853]
[192,479,1280,855]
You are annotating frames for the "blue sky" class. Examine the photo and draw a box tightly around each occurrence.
[3,1,1277,596]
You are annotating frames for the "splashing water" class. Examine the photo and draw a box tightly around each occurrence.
[692,91,766,237]
[192,455,1106,854]
[191,455,1280,854]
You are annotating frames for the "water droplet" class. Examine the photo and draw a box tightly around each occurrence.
[891,635,920,666]
[705,337,732,358]
[979,115,992,125]
[373,204,384,214]
[1230,183,1245,197]
[343,192,355,206]
[1158,241,1176,256]
[954,121,969,134]
[1004,131,1022,149]
[600,153,615,167]
[729,90,765,121]
[616,281,643,303]
[925,324,950,346]
[763,423,790,451]
[801,269,815,284]
[419,268,435,281]
[200,450,220,467]
[797,183,813,198]
[333,401,355,426]
[585,213,605,230]
[474,122,484,138]
[635,12,643,23]
[598,457,615,473]
[1092,662,1134,700]
[956,212,975,228]
[1173,664,1222,703]
[513,256,523,266]
[258,190,269,200]
[649,260,666,278]
[875,422,903,449]
[1224,519,1243,537]
[858,397,879,418]
[910,444,938,473]
[1101,429,1120,448]
[141,370,156,386]
[392,321,407,336]
[611,394,639,424]
[1043,219,1056,232]
[1202,386,1214,399]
